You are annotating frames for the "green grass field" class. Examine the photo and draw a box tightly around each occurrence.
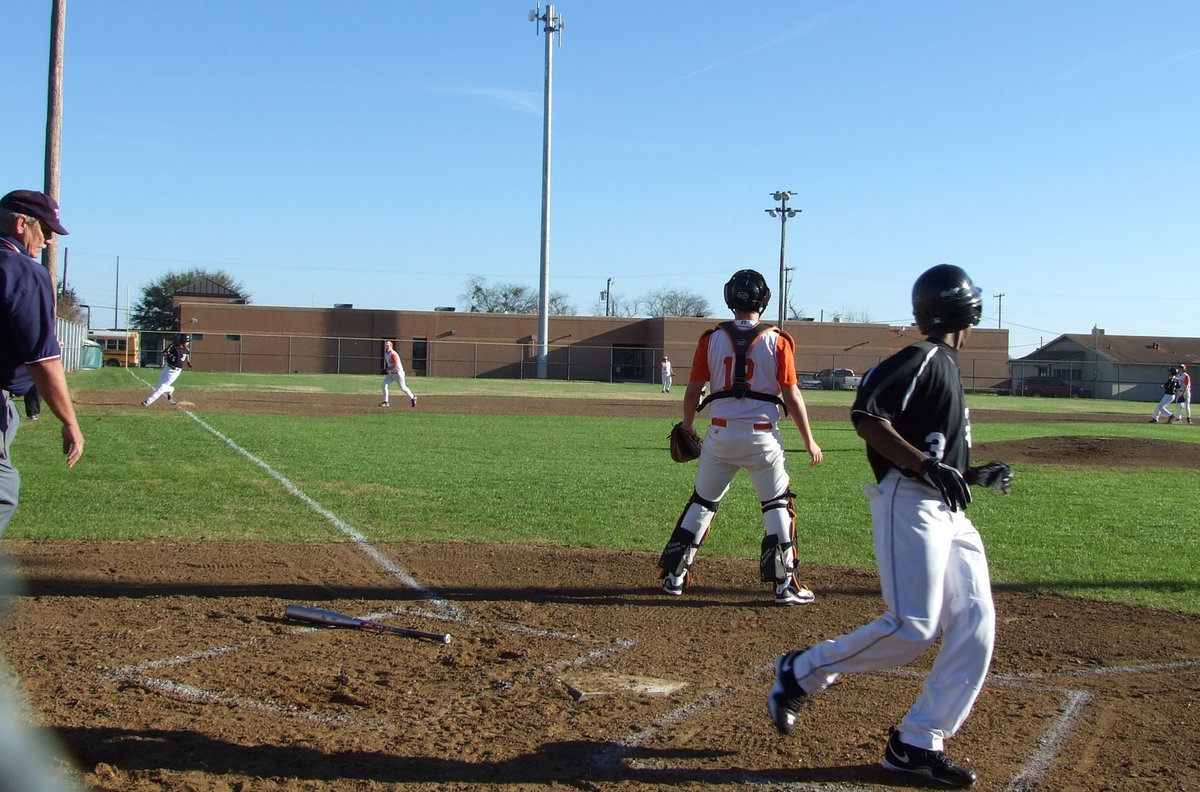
[8,368,1199,613]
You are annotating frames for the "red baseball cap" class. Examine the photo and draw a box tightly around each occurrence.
[0,190,69,235]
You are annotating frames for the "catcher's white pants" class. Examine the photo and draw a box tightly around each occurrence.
[680,421,795,560]
[145,367,183,405]
[382,370,414,403]
[786,470,995,751]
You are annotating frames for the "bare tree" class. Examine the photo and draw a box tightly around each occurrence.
[832,306,873,323]
[461,276,576,315]
[56,285,85,325]
[642,288,711,318]
[592,292,640,318]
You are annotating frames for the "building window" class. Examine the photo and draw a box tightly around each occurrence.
[412,338,428,376]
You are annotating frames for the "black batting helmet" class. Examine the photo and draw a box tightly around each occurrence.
[912,264,983,335]
[724,269,771,313]
[177,333,191,343]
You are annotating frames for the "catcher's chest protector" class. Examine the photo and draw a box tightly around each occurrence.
[698,322,786,412]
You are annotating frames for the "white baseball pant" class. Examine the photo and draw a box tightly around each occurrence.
[786,470,995,751]
[144,367,183,405]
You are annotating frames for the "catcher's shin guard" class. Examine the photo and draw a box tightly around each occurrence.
[759,490,797,582]
[760,534,798,582]
[658,491,719,581]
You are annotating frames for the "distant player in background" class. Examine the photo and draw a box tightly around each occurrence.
[660,356,673,393]
[1176,364,1192,424]
[143,334,192,406]
[381,340,416,408]
[1150,366,1180,424]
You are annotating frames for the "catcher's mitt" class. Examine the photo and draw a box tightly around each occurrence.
[972,461,1014,495]
[669,422,702,463]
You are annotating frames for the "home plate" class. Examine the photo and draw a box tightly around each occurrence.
[560,672,687,701]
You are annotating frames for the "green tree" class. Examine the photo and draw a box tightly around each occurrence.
[131,268,250,330]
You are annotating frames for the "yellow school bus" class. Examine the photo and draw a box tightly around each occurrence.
[88,330,140,367]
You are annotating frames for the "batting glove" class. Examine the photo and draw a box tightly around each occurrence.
[971,461,1014,495]
[918,458,972,512]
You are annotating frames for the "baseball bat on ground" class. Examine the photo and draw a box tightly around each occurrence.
[284,604,451,644]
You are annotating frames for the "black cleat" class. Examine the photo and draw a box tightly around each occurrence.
[882,728,977,788]
[767,650,809,735]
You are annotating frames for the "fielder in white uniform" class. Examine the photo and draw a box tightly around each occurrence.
[1178,364,1192,424]
[660,356,673,393]
[657,269,822,605]
[380,340,416,407]
[142,334,192,406]
[768,264,1014,789]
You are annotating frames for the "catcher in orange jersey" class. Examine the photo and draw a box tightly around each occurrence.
[380,340,417,408]
[657,269,822,605]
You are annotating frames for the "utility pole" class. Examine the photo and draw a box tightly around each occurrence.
[994,293,1005,328]
[604,277,612,317]
[44,0,66,305]
[765,191,799,328]
[529,4,563,378]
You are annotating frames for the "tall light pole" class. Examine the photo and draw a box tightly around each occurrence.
[994,292,1005,328]
[529,4,563,379]
[766,191,799,328]
[44,0,66,304]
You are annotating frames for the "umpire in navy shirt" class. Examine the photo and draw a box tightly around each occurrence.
[0,189,84,536]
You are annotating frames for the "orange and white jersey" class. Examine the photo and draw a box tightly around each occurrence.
[690,320,797,424]
[384,348,402,374]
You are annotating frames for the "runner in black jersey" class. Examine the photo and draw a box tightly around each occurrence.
[768,264,1014,789]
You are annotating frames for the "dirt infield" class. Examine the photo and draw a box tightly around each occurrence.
[2,392,1199,791]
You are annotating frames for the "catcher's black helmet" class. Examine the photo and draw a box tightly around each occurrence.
[912,264,983,335]
[724,269,771,313]
[177,333,191,343]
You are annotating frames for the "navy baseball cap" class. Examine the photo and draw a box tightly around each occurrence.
[0,190,69,235]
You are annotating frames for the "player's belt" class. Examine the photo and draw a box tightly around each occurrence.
[710,418,774,431]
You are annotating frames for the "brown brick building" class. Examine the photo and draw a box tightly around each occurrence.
[166,284,1011,391]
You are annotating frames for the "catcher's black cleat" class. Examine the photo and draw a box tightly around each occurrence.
[661,570,688,596]
[767,650,809,735]
[882,728,977,788]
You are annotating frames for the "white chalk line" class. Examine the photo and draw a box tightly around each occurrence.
[181,409,461,621]
[111,395,640,748]
[123,384,1189,790]
[596,651,1200,791]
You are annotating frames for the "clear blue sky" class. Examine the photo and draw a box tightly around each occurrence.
[9,1,1199,358]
